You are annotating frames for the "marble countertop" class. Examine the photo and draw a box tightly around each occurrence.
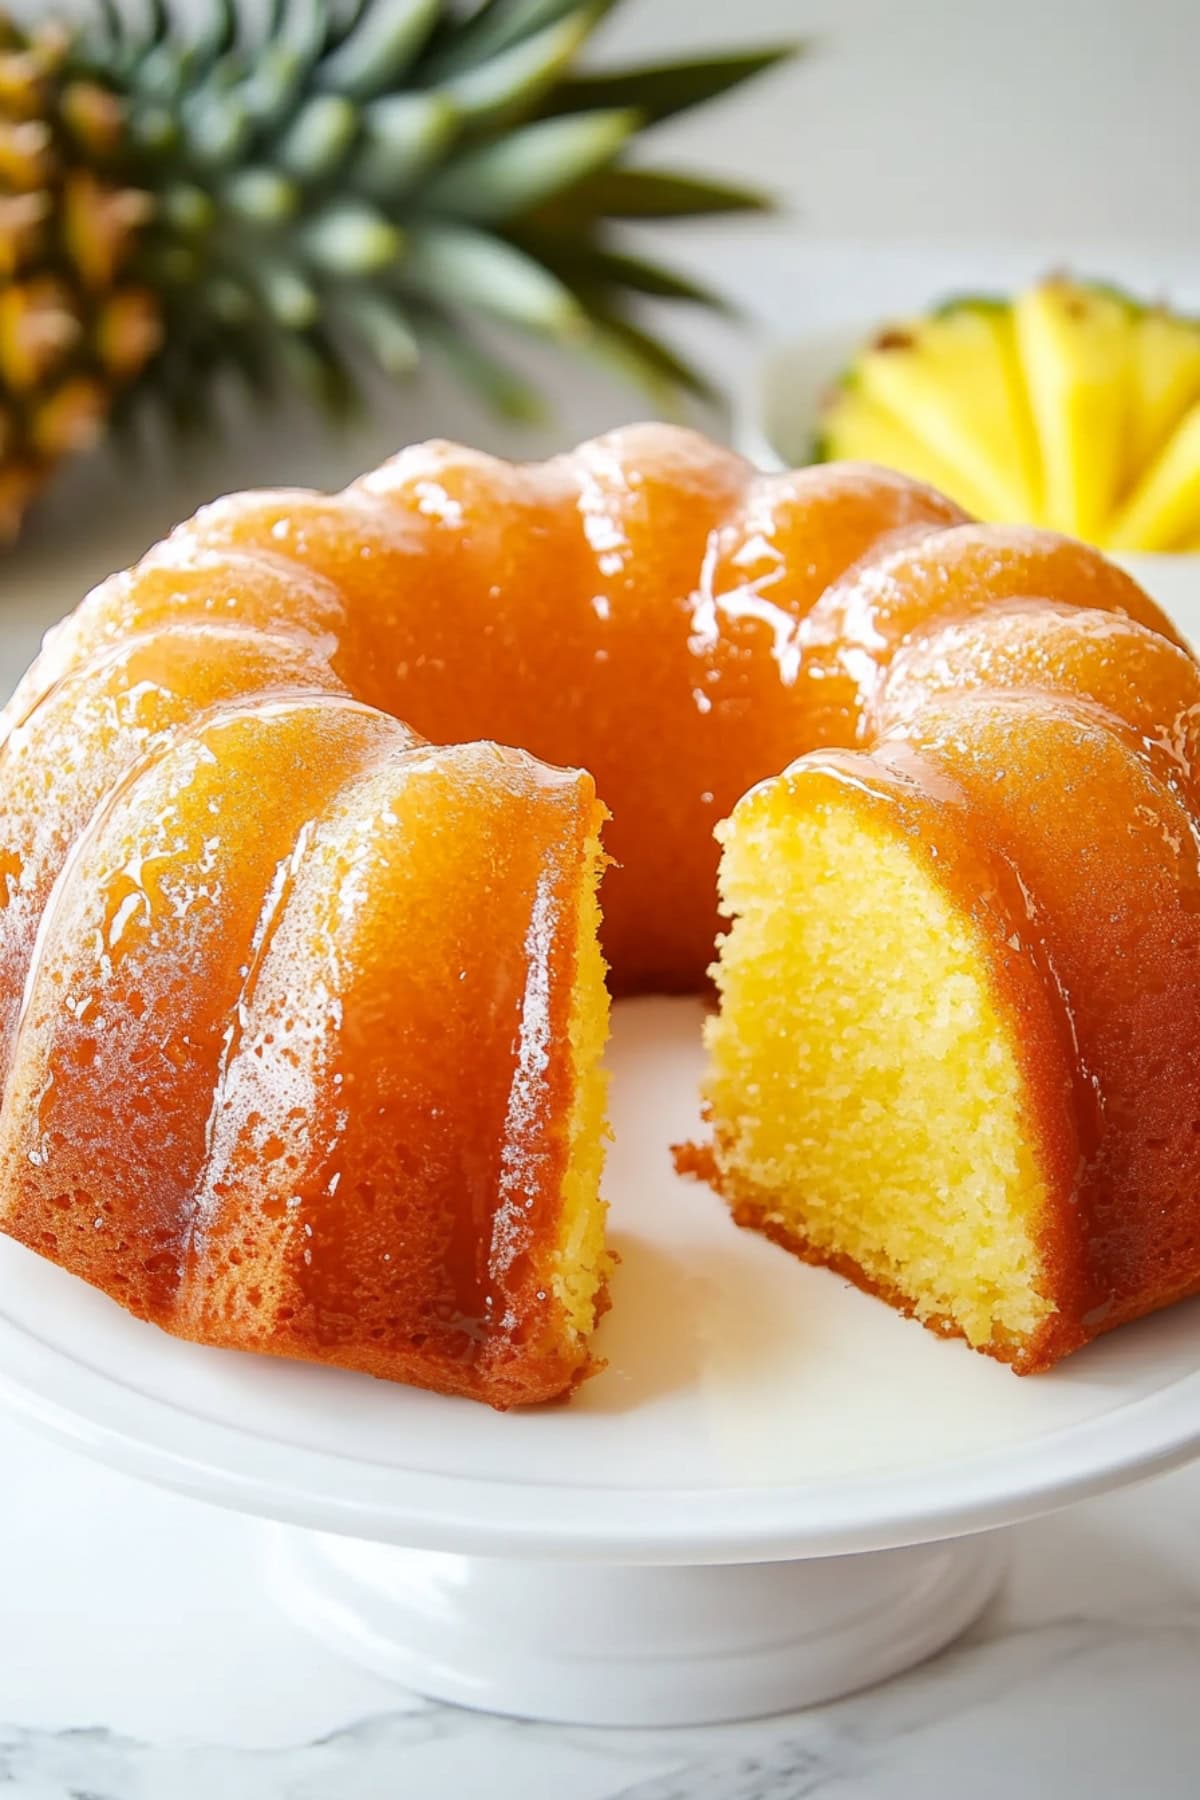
[4,1410,1200,1797]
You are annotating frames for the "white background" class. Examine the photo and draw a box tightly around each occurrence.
[601,0,1194,245]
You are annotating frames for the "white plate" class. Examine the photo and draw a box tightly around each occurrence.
[2,995,1200,1566]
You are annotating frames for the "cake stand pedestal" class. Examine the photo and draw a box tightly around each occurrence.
[267,1527,1005,1726]
[1,999,1198,1726]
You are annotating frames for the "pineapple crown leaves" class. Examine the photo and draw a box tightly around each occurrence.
[0,0,798,497]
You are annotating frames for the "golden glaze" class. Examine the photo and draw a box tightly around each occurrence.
[177,742,602,1406]
[1,423,1196,1393]
[19,434,965,991]
[0,647,602,1404]
[799,524,1183,748]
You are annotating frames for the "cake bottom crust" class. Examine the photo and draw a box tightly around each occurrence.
[674,1139,1057,1376]
[164,1269,612,1412]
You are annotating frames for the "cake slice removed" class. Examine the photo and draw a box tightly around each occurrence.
[696,757,1066,1371]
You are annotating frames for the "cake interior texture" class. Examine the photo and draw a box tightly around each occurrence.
[703,783,1056,1360]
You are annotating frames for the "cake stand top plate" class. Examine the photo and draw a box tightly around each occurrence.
[1,997,1199,1565]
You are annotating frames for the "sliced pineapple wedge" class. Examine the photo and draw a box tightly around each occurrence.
[1013,278,1134,542]
[816,379,1000,519]
[1107,400,1200,551]
[850,300,1040,523]
[1128,306,1200,471]
[812,275,1200,549]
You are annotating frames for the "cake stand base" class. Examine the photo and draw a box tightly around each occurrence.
[266,1526,1007,1726]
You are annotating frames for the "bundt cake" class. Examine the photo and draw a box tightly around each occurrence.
[0,423,1196,1401]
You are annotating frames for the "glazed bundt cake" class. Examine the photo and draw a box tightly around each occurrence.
[1,423,1197,1401]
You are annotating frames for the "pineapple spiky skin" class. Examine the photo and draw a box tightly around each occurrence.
[815,275,1200,551]
[0,15,161,539]
[0,3,794,544]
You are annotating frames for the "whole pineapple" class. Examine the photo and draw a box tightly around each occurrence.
[0,0,790,542]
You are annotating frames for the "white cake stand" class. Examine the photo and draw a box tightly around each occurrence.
[2,997,1199,1727]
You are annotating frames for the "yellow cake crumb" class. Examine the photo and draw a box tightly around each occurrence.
[704,785,1054,1352]
[551,817,613,1338]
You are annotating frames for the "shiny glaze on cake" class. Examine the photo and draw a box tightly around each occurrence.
[0,644,604,1405]
[1,423,1195,1393]
[18,433,966,993]
[799,523,1186,748]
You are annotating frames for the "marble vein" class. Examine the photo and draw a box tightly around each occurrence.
[3,1609,1200,1800]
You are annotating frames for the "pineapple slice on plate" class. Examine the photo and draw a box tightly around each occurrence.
[1013,278,1133,543]
[1107,400,1200,551]
[848,299,1040,523]
[812,276,1200,549]
[814,378,998,519]
[1128,306,1200,471]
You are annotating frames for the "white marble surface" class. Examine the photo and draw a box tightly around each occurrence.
[4,1406,1200,1796]
[5,234,1200,1792]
